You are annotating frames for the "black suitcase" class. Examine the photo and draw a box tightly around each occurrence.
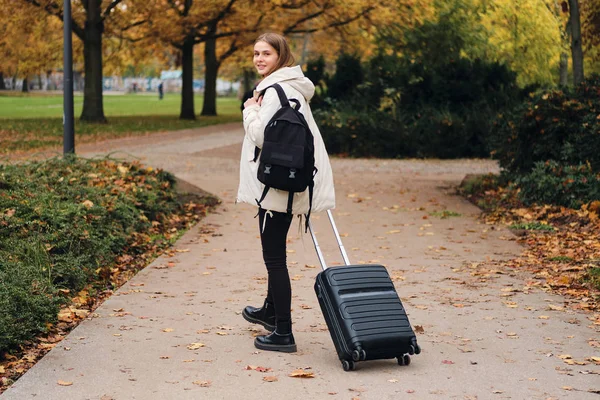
[308,210,421,371]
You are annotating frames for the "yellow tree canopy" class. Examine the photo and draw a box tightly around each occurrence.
[0,0,64,78]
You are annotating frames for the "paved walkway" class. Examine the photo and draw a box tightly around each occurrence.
[2,124,598,399]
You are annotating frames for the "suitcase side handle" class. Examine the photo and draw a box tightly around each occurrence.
[306,210,351,270]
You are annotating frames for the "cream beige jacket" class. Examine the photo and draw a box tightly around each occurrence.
[237,66,335,214]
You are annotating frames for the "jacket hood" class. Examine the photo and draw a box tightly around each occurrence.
[256,66,314,101]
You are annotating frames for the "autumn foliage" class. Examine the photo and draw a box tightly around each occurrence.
[0,158,217,357]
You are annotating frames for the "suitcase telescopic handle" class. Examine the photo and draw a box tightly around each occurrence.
[307,210,351,270]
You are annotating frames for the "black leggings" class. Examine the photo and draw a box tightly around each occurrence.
[258,208,293,323]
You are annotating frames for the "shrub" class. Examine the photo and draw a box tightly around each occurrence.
[314,103,413,158]
[0,157,206,354]
[492,75,600,175]
[516,160,600,208]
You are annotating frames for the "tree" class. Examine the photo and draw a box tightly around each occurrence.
[568,0,584,84]
[20,0,139,122]
[0,0,63,91]
[581,0,600,74]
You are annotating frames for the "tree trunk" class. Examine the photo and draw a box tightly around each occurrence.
[0,73,5,90]
[569,0,584,85]
[201,37,219,116]
[559,52,569,86]
[22,77,29,92]
[80,0,106,122]
[179,37,196,120]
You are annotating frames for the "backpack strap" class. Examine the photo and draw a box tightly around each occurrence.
[265,83,290,108]
[256,185,270,209]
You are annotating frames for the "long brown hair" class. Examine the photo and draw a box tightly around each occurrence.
[255,33,295,75]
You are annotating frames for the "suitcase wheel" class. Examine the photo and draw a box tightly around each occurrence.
[397,354,411,366]
[351,347,367,362]
[411,339,421,355]
[342,359,356,372]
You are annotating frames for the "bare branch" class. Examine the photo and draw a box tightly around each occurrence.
[285,6,375,34]
[102,0,124,20]
[22,0,85,39]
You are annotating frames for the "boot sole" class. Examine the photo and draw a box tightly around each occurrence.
[254,338,297,353]
[242,309,276,331]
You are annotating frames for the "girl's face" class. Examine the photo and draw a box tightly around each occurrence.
[254,41,279,77]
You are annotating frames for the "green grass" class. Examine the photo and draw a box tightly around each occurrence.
[0,93,240,118]
[548,256,574,262]
[584,267,600,291]
[0,93,242,154]
[509,222,555,231]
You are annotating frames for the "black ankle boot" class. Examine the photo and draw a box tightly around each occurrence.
[254,320,296,353]
[242,300,276,331]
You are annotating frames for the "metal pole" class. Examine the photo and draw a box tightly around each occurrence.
[63,0,75,155]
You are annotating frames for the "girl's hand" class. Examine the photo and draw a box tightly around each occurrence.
[244,95,262,109]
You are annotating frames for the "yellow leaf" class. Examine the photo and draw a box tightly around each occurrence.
[57,380,73,386]
[216,332,228,336]
[557,354,572,359]
[81,200,94,209]
[263,376,278,382]
[538,316,550,319]
[289,369,314,378]
[192,380,211,387]
[162,328,174,332]
[548,305,564,311]
[187,343,205,350]
[386,230,401,234]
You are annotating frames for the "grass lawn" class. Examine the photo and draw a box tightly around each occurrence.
[0,92,242,154]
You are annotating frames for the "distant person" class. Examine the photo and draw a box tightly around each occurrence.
[158,82,164,100]
[238,32,335,353]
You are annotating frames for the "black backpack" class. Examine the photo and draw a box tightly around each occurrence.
[254,83,317,223]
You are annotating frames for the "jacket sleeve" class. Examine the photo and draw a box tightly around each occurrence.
[242,88,280,148]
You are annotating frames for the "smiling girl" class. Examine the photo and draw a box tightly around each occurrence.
[237,33,335,353]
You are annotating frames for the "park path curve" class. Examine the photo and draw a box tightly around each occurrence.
[2,123,599,400]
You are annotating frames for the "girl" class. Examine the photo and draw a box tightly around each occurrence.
[237,33,335,353]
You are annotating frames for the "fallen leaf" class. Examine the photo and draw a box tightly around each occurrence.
[263,376,278,382]
[548,305,564,311]
[57,380,73,386]
[187,343,205,350]
[388,379,399,383]
[414,325,425,334]
[192,380,211,387]
[162,328,174,332]
[442,360,455,364]
[289,369,314,378]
